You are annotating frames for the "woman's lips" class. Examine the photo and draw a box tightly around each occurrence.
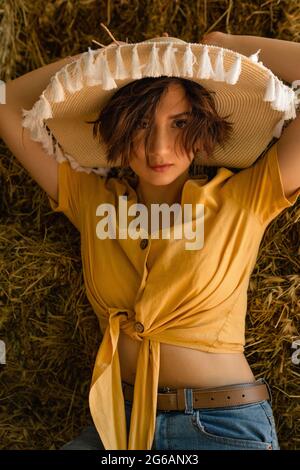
[150,164,173,172]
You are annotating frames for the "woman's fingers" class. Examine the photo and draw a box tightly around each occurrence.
[201,31,226,46]
[105,40,127,48]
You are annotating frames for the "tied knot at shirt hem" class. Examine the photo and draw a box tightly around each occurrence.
[88,306,247,450]
[89,309,160,450]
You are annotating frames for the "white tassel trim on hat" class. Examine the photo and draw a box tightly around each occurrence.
[197,45,214,79]
[41,128,54,155]
[225,55,242,85]
[82,47,96,78]
[132,44,142,79]
[99,51,117,89]
[49,74,65,102]
[22,104,55,155]
[272,78,286,111]
[182,43,196,77]
[272,118,285,138]
[41,126,52,147]
[144,44,163,77]
[22,108,39,131]
[72,60,84,92]
[55,140,109,175]
[54,141,67,163]
[264,75,276,102]
[115,46,128,79]
[60,65,78,94]
[55,61,84,96]
[39,95,53,119]
[55,140,110,174]
[22,102,111,175]
[162,43,179,76]
[64,150,110,176]
[213,48,226,82]
[86,52,103,87]
[248,49,261,63]
[23,103,110,175]
[292,79,300,110]
[196,46,242,85]
[264,76,300,138]
[249,47,297,124]
[22,116,46,141]
[25,94,52,126]
[21,41,300,172]
[264,75,298,115]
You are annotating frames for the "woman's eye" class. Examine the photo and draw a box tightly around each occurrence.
[136,119,188,130]
[174,119,188,128]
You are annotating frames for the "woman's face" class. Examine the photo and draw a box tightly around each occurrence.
[128,83,196,187]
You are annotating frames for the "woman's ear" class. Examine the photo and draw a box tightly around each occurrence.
[193,141,207,159]
[194,149,202,159]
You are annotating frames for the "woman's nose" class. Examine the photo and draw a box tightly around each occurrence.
[148,125,171,156]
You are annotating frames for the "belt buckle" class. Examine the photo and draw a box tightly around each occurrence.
[158,386,174,412]
[159,386,172,394]
[157,387,174,413]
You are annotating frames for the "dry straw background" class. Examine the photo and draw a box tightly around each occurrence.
[0,0,299,450]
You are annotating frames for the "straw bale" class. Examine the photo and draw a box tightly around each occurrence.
[0,0,299,450]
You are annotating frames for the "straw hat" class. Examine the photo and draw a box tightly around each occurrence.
[21,27,300,176]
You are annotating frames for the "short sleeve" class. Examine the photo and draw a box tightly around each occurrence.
[223,141,300,227]
[48,161,84,232]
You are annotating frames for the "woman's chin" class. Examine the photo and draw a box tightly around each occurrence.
[144,175,176,186]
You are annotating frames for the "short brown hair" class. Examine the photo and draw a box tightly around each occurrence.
[86,76,234,184]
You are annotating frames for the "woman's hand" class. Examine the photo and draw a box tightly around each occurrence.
[106,41,127,48]
[92,40,128,49]
[200,31,232,48]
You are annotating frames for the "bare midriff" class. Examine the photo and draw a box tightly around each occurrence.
[117,221,256,389]
[118,329,256,389]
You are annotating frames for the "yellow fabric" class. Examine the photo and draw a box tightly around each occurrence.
[48,141,300,450]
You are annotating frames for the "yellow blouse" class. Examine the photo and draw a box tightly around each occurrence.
[48,141,299,450]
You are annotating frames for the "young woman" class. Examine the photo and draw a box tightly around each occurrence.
[0,31,299,450]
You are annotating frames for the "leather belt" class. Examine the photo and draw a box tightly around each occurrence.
[122,380,270,411]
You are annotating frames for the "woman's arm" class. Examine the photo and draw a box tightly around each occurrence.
[202,32,300,85]
[0,53,81,203]
[202,32,300,198]
[5,53,83,109]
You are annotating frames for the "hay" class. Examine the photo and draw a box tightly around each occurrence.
[0,0,299,450]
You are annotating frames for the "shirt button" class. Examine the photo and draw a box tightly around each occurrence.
[117,311,128,317]
[140,238,148,249]
[134,321,144,333]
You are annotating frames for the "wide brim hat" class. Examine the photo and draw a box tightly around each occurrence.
[21,33,300,176]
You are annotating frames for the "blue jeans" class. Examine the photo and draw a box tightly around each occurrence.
[60,379,280,450]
